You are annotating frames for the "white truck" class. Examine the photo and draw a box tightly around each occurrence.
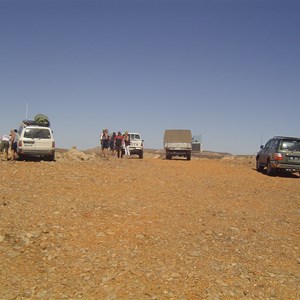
[163,129,192,160]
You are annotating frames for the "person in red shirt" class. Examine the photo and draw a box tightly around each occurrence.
[114,131,124,158]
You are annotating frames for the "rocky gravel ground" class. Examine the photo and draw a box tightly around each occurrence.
[0,149,299,299]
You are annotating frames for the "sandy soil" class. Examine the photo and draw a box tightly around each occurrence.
[1,150,299,299]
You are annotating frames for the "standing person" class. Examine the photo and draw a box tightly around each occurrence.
[123,131,130,158]
[100,129,107,157]
[0,136,3,153]
[101,128,110,158]
[100,129,105,155]
[1,133,11,160]
[114,131,123,158]
[10,129,19,160]
[110,132,116,157]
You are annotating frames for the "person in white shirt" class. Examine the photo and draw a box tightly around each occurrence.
[1,134,11,160]
[123,131,130,158]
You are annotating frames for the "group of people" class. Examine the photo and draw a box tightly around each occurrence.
[100,129,130,158]
[1,128,132,160]
[0,129,19,161]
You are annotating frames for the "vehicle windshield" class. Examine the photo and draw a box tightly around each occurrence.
[24,128,51,139]
[280,140,300,151]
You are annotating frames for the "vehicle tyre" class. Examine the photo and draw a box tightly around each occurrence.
[266,160,276,176]
[256,157,264,172]
[46,155,55,161]
[166,153,171,160]
[187,153,191,160]
[18,154,24,161]
[139,151,143,159]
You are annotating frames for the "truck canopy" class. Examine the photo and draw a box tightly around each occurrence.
[164,130,192,143]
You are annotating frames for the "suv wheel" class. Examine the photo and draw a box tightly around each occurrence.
[45,155,55,161]
[256,158,264,172]
[18,154,25,161]
[139,151,143,159]
[267,160,276,176]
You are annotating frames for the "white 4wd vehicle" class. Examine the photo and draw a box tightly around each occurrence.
[17,123,55,161]
[123,132,144,159]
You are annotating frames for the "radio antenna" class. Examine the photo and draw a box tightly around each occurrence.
[25,103,28,119]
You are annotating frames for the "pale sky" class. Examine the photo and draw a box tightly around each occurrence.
[1,0,299,154]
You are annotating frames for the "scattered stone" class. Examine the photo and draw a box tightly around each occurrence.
[0,153,298,299]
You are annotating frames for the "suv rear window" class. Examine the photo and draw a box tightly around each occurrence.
[280,140,300,151]
[130,134,141,140]
[24,128,51,139]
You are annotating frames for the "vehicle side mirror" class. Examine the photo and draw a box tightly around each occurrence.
[260,145,264,149]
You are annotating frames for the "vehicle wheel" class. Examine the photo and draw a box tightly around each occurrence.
[18,154,24,161]
[266,160,276,176]
[166,154,171,160]
[139,151,143,159]
[187,153,191,160]
[256,157,264,172]
[46,155,55,161]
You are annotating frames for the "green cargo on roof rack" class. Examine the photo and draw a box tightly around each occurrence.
[34,114,50,127]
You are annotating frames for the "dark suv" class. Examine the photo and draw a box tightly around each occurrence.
[256,136,300,176]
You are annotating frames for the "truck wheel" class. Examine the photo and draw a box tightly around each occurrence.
[187,153,191,160]
[166,154,171,160]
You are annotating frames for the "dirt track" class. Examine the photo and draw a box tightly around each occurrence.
[1,152,299,299]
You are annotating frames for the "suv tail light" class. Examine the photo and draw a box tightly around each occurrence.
[52,141,55,149]
[18,140,22,147]
[274,153,283,161]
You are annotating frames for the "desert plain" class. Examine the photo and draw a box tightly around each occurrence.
[0,149,299,299]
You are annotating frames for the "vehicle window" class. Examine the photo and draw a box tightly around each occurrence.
[269,139,278,150]
[264,141,271,149]
[280,140,300,151]
[130,134,141,140]
[24,129,51,139]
